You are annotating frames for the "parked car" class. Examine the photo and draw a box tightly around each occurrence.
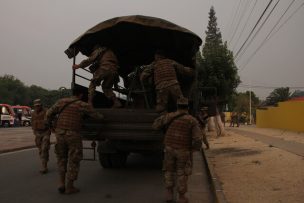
[12,105,32,127]
[0,104,15,127]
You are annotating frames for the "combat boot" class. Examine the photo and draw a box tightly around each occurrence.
[65,180,80,195]
[57,173,66,194]
[165,187,174,203]
[39,160,48,174]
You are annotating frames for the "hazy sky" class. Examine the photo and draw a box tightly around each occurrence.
[0,0,303,99]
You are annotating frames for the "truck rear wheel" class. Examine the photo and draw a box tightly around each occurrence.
[98,153,112,168]
[98,152,128,168]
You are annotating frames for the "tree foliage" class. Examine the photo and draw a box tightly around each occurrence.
[198,6,240,103]
[0,74,71,107]
[265,87,291,105]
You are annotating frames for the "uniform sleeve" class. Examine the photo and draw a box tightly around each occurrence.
[81,103,104,120]
[173,62,194,77]
[78,49,101,69]
[191,118,202,151]
[140,64,154,81]
[152,115,166,130]
[45,102,60,124]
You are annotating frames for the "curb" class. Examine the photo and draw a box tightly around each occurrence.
[0,145,36,154]
[201,149,228,203]
[0,142,56,154]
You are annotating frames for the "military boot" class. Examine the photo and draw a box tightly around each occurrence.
[39,160,48,174]
[65,180,80,195]
[57,173,66,194]
[165,188,174,203]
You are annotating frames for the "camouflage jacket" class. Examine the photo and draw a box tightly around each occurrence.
[78,47,118,71]
[46,96,104,131]
[152,110,202,150]
[141,59,194,90]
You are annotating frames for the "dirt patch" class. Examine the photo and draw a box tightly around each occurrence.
[206,129,304,203]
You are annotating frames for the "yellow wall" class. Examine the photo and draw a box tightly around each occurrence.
[256,101,304,132]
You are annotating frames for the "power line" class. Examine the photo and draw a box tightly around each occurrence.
[235,0,281,63]
[269,1,304,40]
[232,0,258,52]
[234,0,274,59]
[228,0,251,46]
[239,0,297,71]
[226,0,242,41]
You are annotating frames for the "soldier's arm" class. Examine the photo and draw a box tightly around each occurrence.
[173,62,194,77]
[45,102,61,125]
[152,114,172,130]
[77,49,101,69]
[81,103,104,120]
[191,119,203,151]
[140,64,154,81]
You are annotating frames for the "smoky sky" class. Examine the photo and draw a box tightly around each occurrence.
[0,0,303,100]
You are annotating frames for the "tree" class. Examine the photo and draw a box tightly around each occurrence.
[0,74,71,107]
[198,6,240,103]
[266,87,291,105]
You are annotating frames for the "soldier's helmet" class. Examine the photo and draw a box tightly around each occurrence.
[33,99,42,107]
[177,97,189,106]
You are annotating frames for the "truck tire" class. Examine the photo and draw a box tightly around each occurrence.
[98,152,128,168]
[98,153,112,168]
[110,153,128,168]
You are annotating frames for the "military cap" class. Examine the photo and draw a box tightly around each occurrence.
[33,99,42,106]
[177,97,189,106]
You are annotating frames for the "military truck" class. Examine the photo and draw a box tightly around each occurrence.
[64,15,202,168]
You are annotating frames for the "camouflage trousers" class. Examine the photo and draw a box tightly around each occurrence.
[163,147,192,194]
[156,84,183,113]
[54,129,83,181]
[201,126,210,148]
[89,68,118,101]
[34,130,51,162]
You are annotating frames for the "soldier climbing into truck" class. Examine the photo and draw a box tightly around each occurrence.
[64,15,203,168]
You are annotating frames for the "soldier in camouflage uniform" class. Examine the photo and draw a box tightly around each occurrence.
[31,99,51,174]
[73,45,122,108]
[152,98,202,203]
[196,107,210,149]
[140,50,194,113]
[46,87,104,194]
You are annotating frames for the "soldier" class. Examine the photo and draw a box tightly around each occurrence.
[72,45,122,108]
[46,87,104,194]
[152,98,202,203]
[31,99,51,174]
[140,50,194,113]
[196,107,210,149]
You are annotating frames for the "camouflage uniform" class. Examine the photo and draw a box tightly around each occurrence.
[32,107,51,166]
[141,58,194,113]
[153,110,201,199]
[46,96,103,184]
[196,110,210,149]
[77,47,120,106]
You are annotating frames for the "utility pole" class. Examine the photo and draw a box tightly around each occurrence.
[249,85,252,125]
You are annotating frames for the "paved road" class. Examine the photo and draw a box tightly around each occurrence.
[0,128,215,203]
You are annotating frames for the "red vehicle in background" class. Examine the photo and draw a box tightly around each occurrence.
[12,105,32,127]
[0,104,15,127]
